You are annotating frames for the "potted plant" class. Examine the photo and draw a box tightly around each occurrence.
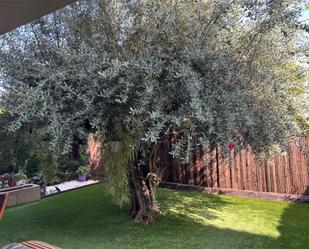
[1,173,10,181]
[8,173,16,187]
[14,171,27,186]
[1,173,10,188]
[77,165,89,182]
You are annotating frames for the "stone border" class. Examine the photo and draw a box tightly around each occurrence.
[159,182,309,203]
[42,181,102,199]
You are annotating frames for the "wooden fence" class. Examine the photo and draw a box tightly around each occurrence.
[159,135,309,196]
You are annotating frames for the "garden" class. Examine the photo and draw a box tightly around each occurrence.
[0,107,94,192]
[0,123,91,196]
[0,0,309,248]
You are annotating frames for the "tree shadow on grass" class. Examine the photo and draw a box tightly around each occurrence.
[0,185,308,249]
[157,188,309,249]
[155,189,276,249]
[158,188,228,221]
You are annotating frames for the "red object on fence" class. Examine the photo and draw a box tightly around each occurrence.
[228,143,235,151]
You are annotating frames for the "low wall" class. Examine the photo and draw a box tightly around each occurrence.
[0,184,41,207]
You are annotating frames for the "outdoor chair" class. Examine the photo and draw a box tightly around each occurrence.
[2,241,61,249]
[1,195,61,249]
[0,193,9,220]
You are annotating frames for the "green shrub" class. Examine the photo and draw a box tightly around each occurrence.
[56,155,80,181]
[41,151,58,185]
[25,153,41,178]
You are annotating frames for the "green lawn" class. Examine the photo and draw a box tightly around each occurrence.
[0,184,308,249]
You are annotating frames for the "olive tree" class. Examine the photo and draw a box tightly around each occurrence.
[0,0,307,223]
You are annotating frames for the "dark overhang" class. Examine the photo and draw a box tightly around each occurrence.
[0,0,76,35]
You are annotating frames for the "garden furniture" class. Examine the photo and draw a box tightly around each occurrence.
[0,193,8,220]
[2,241,61,249]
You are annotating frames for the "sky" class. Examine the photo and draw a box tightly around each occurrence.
[301,9,309,22]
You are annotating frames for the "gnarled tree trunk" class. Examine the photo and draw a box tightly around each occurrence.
[129,148,160,224]
[129,168,160,224]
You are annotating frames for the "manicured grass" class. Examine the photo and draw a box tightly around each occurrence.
[0,184,308,249]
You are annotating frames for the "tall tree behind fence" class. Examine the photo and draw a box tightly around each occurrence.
[87,134,104,179]
[158,135,309,196]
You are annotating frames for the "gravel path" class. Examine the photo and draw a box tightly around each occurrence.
[46,180,99,195]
